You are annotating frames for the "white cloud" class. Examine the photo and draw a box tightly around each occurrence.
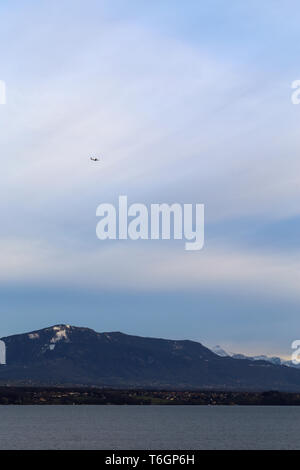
[2,20,295,228]
[1,5,300,306]
[1,237,300,302]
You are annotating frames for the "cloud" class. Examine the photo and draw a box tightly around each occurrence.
[1,16,299,249]
[1,237,300,304]
[0,17,299,304]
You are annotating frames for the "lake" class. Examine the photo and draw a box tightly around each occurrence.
[0,405,299,450]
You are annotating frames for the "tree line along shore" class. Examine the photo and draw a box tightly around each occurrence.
[0,387,300,405]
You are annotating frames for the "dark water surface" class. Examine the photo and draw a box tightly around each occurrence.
[0,405,299,449]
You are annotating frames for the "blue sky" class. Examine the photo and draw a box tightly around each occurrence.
[0,0,300,357]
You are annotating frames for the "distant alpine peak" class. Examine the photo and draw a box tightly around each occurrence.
[211,345,230,357]
[210,344,300,370]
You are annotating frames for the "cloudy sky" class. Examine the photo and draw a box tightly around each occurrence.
[0,0,300,357]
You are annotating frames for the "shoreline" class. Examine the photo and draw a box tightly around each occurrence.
[1,387,300,405]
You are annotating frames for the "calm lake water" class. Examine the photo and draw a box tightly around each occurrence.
[0,405,299,450]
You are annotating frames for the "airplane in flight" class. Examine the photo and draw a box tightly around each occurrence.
[90,156,100,162]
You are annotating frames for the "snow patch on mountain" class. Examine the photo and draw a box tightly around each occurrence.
[28,333,39,340]
[211,345,230,357]
[50,326,69,343]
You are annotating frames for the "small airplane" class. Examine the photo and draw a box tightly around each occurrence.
[90,156,100,162]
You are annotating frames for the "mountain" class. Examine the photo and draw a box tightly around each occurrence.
[1,325,300,390]
[231,354,283,366]
[211,345,300,369]
[211,345,230,357]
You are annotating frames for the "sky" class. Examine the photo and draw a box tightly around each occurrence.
[0,0,300,357]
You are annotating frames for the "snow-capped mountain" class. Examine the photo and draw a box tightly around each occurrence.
[211,345,230,357]
[1,325,300,389]
[211,345,300,369]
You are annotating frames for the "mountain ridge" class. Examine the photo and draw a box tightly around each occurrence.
[211,344,299,369]
[1,324,300,391]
